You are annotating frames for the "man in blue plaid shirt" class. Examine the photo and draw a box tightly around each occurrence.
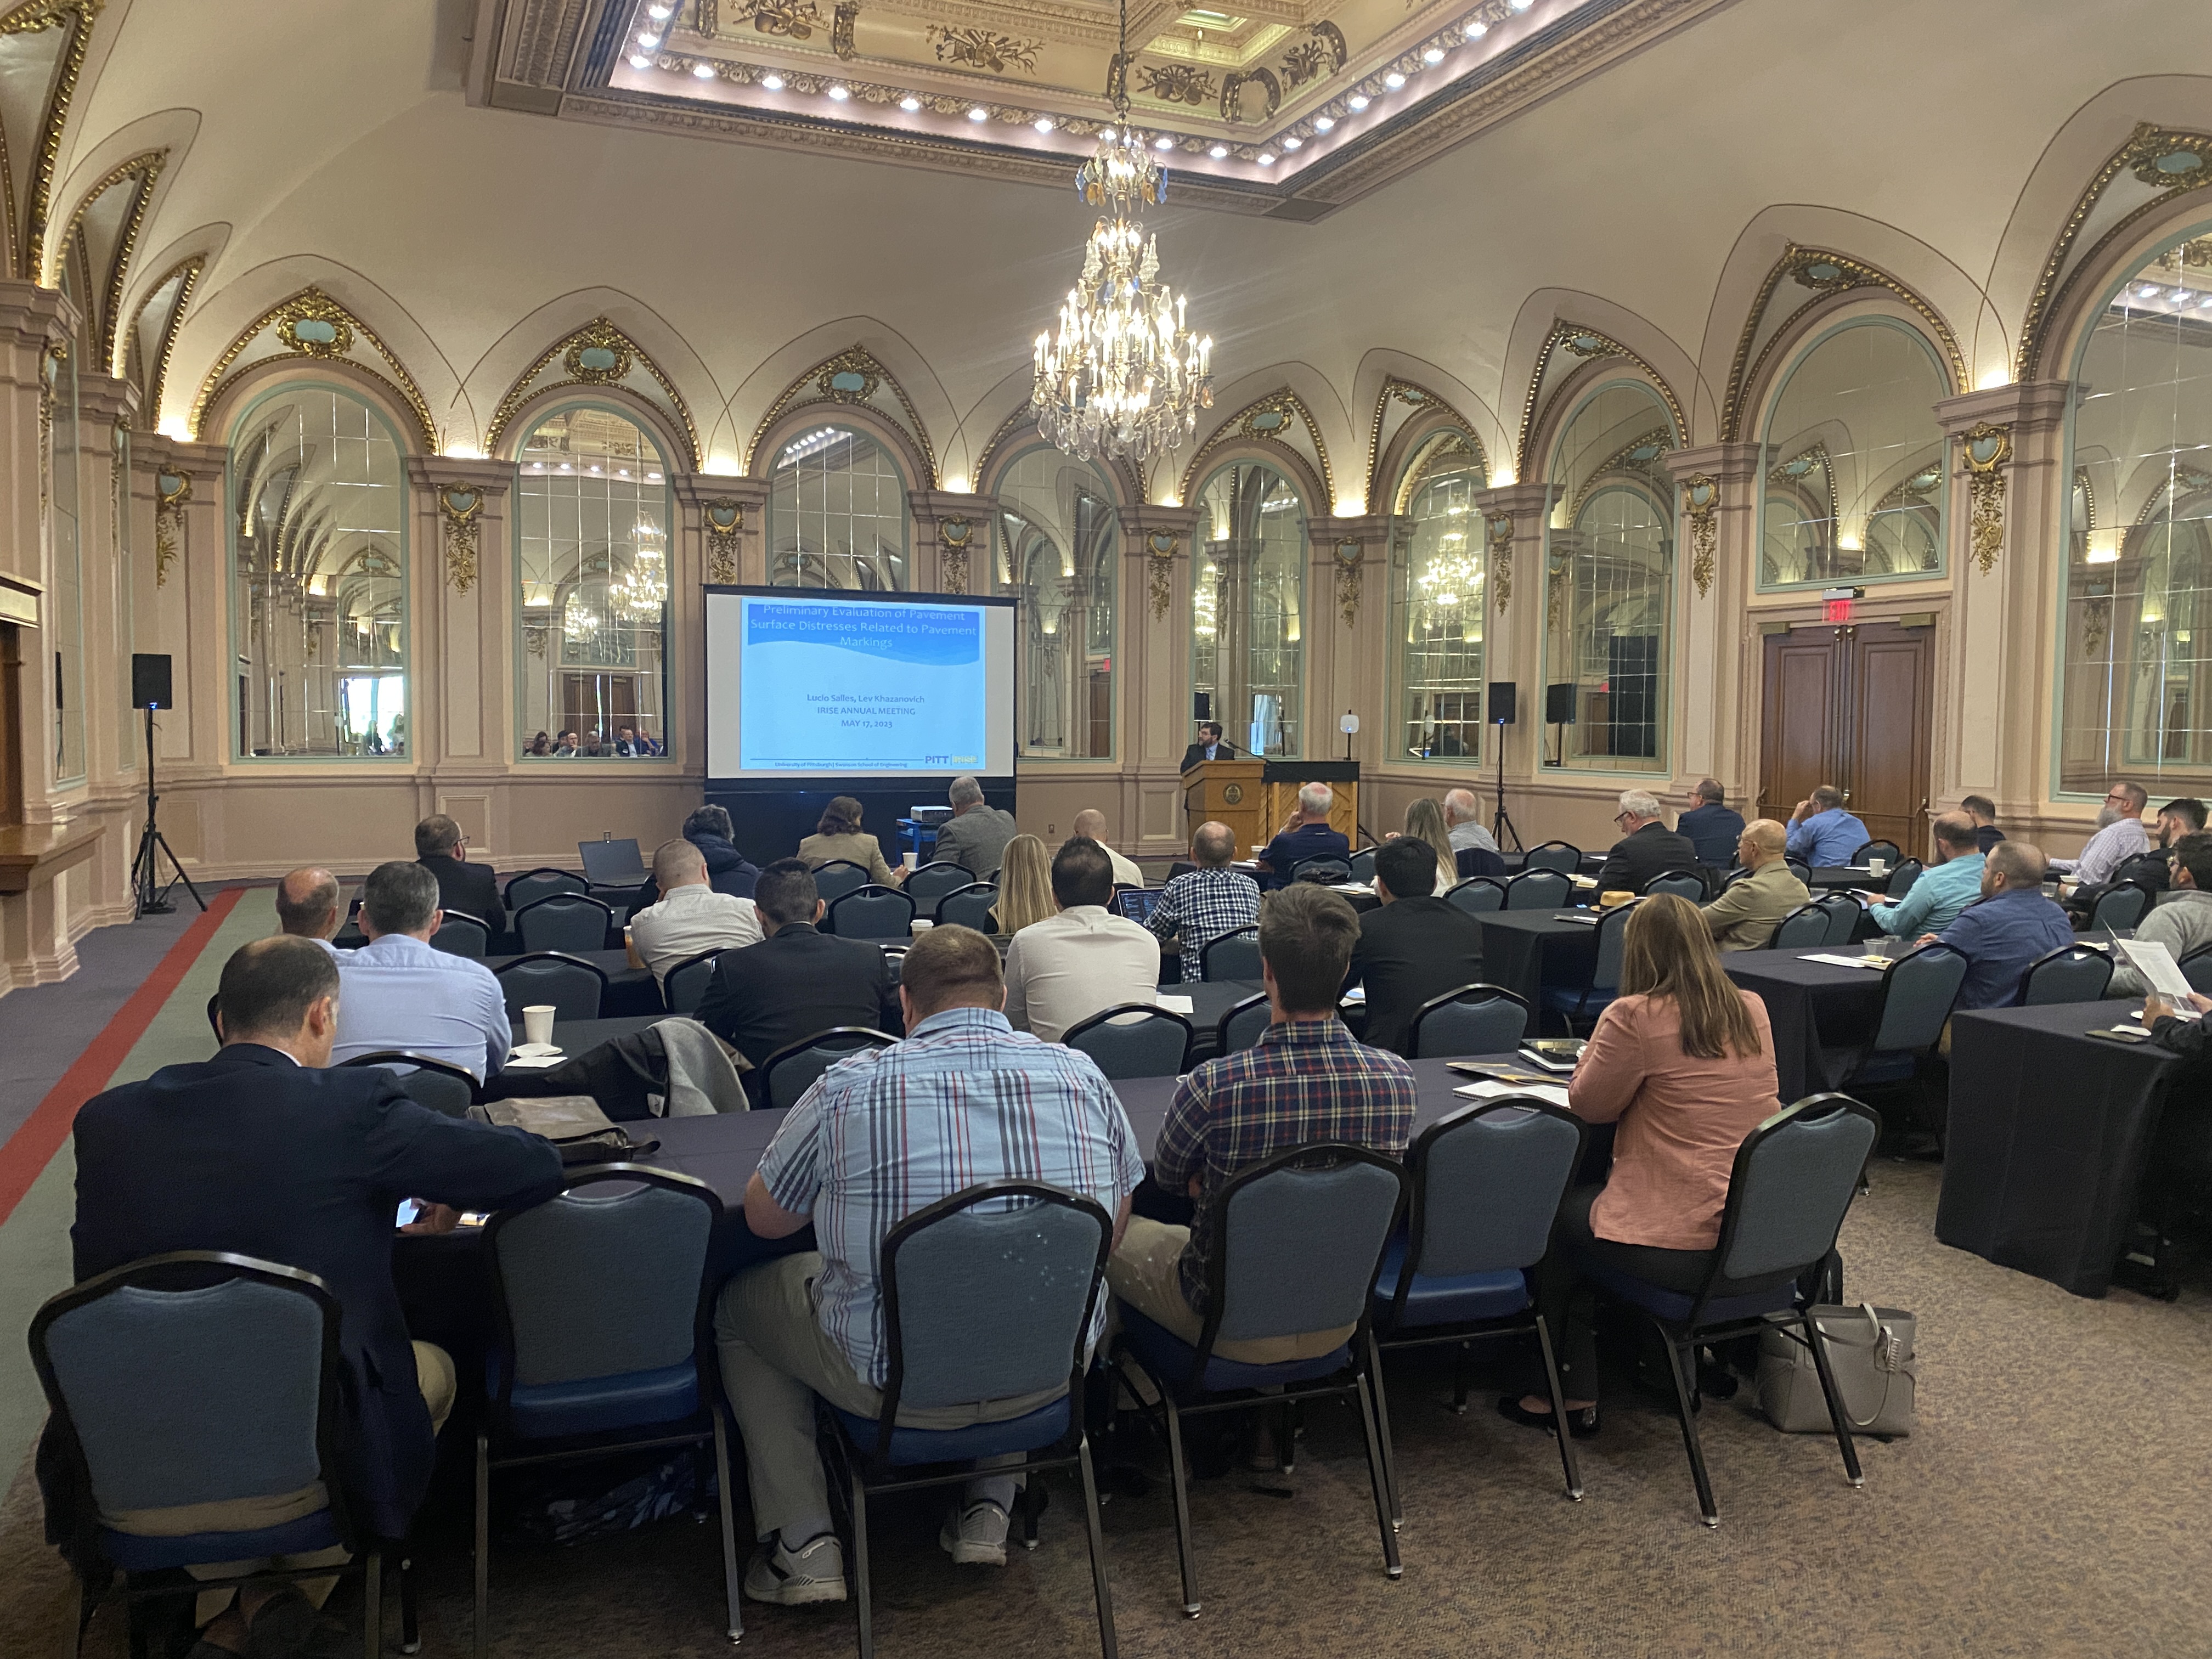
[1110,883,1415,1364]
[1148,820,1262,981]
[714,924,1144,1607]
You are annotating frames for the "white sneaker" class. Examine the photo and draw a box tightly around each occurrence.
[939,1499,1011,1567]
[743,1532,848,1605]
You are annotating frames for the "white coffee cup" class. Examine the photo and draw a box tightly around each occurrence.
[522,1005,556,1048]
[902,850,918,871]
[910,918,934,936]
[1869,857,1887,876]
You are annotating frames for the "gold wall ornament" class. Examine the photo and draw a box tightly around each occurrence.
[927,24,1039,73]
[1486,512,1513,614]
[191,286,437,449]
[1335,538,1362,627]
[831,0,856,59]
[1962,422,2013,577]
[7,0,103,283]
[1280,22,1345,89]
[738,0,823,38]
[1219,65,1279,123]
[816,346,883,403]
[1681,474,1720,599]
[154,467,190,586]
[2126,128,2212,190]
[37,339,65,516]
[1139,62,1214,106]
[703,500,743,584]
[939,516,973,594]
[438,483,485,595]
[1516,321,1688,483]
[483,316,699,467]
[562,319,634,382]
[273,289,356,358]
[1146,528,1178,621]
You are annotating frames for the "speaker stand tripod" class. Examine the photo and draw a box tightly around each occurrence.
[132,706,205,918]
[1489,718,1525,854]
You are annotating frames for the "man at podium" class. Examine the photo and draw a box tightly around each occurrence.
[1177,719,1238,774]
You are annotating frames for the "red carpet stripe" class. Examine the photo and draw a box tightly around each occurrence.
[0,887,243,1227]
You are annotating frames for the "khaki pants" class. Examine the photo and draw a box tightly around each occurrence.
[107,1342,456,1624]
[1105,1217,1354,1367]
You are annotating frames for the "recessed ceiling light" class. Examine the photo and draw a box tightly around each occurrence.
[692,62,714,78]
[1384,71,1406,88]
[647,2,673,15]
[1282,136,1301,150]
[2175,287,2193,301]
[1313,115,1334,131]
[1466,19,1488,36]
[635,31,659,47]
[1032,116,1053,132]
[899,94,921,110]
[2139,284,2162,297]
[1347,94,1369,110]
[827,83,849,99]
[1155,134,1173,150]
[1209,143,1228,157]
[628,53,650,67]
[761,74,783,89]
[1510,0,1532,9]
[968,105,989,121]
[1256,151,1275,165]
[1422,46,1446,63]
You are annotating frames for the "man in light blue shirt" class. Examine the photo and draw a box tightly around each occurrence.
[1786,784,1871,868]
[1867,815,1984,938]
[331,862,510,1081]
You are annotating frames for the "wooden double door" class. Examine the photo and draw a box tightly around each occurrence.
[1758,620,1933,855]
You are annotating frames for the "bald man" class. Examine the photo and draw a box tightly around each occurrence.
[626,837,763,987]
[275,866,346,957]
[1072,809,1143,888]
[1696,820,1810,950]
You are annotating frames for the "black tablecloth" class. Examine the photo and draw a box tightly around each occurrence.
[1721,947,1889,1102]
[1502,853,1605,877]
[1807,867,1889,892]
[1475,910,1600,1013]
[1934,1001,2182,1297]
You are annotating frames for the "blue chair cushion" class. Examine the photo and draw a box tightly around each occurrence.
[1541,986,1614,1020]
[1117,1306,1351,1398]
[1369,1234,1531,1329]
[1573,1254,1796,1328]
[832,1395,1070,1466]
[490,1357,699,1440]
[100,1509,341,1572]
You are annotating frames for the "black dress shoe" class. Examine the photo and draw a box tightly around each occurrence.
[1494,1395,1600,1439]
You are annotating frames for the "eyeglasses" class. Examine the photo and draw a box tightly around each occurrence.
[2104,791,2131,804]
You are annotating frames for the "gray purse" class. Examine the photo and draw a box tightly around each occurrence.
[1756,1302,1916,1438]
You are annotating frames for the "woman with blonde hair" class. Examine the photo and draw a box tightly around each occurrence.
[795,795,902,885]
[1403,797,1459,895]
[985,834,1056,935]
[1498,894,1781,1437]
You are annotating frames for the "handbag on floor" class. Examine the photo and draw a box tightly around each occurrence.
[1757,1302,1916,1438]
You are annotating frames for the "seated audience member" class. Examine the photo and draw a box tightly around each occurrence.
[332,863,511,1082]
[1350,838,1488,1055]
[1072,808,1144,887]
[634,727,664,757]
[797,795,903,886]
[1678,780,1747,868]
[1004,838,1159,1043]
[1259,782,1351,885]
[1696,820,1809,950]
[1401,798,1461,895]
[715,924,1142,1601]
[1919,840,2074,1011]
[276,865,344,953]
[2049,781,2149,886]
[1443,788,1508,880]
[2110,832,2212,997]
[685,804,761,898]
[1148,821,1261,982]
[628,837,763,986]
[1866,812,1984,938]
[1499,896,1781,1434]
[63,937,561,1620]
[1785,785,1870,868]
[414,812,503,938]
[934,775,1019,877]
[1178,718,1238,773]
[1961,793,2005,854]
[524,731,552,757]
[695,860,899,1075]
[986,834,1057,936]
[552,730,580,757]
[1109,884,1415,1379]
[2139,797,2208,896]
[610,725,641,757]
[1595,789,1698,896]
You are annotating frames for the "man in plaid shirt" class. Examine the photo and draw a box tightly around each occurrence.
[715,924,1143,1606]
[1110,883,1415,1364]
[1148,820,1262,981]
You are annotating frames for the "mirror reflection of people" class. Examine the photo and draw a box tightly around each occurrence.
[1178,720,1238,774]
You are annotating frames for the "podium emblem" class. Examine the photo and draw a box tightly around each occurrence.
[1223,783,1243,804]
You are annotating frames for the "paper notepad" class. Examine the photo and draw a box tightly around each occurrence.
[1454,1078,1572,1109]
[502,1051,567,1070]
[1800,952,1892,970]
[1157,995,1195,1014]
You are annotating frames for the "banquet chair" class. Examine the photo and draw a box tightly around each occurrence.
[813,861,872,906]
[1446,876,1506,916]
[934,884,997,933]
[1290,855,1353,885]
[1523,842,1581,874]
[759,1027,898,1110]
[1407,984,1531,1058]
[512,893,613,955]
[1786,858,1812,884]
[2092,884,2151,933]
[827,885,917,940]
[341,1052,481,1116]
[431,913,490,959]
[1814,892,1861,945]
[1503,868,1572,911]
[662,949,726,1017]
[2182,944,2212,995]
[2018,944,2113,1006]
[1848,840,1901,870]
[1822,943,1968,1147]
[493,952,607,1022]
[206,991,223,1045]
[478,1168,737,1655]
[903,861,972,916]
[1063,1004,1193,1079]
[1347,847,1379,884]
[1201,928,1262,981]
[823,1182,1118,1659]
[1216,993,1271,1057]
[1770,904,1832,950]
[1569,1094,1880,1525]
[503,868,589,913]
[1642,872,1706,901]
[1543,901,1636,1033]
[1112,1144,1406,1616]
[1368,1099,1587,1519]
[1884,859,1923,897]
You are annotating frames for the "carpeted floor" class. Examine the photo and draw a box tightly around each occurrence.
[10,1156,2212,1659]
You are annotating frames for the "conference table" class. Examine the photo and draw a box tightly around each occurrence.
[1474,910,1602,1015]
[1805,867,1892,893]
[1720,945,1894,1101]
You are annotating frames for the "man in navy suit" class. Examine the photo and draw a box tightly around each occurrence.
[60,936,561,1643]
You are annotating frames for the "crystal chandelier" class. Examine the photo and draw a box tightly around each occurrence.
[611,521,668,619]
[1030,0,1212,465]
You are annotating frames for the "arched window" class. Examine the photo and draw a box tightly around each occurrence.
[1759,319,1948,589]
[1542,382,1675,774]
[228,384,407,758]
[2062,231,2212,791]
[1194,461,1305,758]
[768,424,907,589]
[1393,433,1486,762]
[516,406,670,758]
[995,447,1116,758]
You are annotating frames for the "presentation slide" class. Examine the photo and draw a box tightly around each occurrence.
[706,589,1015,780]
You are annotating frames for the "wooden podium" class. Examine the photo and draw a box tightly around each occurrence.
[1181,759,1266,854]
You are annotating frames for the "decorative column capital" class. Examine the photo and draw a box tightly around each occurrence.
[907,489,994,594]
[1931,380,2072,441]
[1117,504,1201,623]
[409,459,510,596]
[673,475,766,585]
[1932,384,2068,579]
[1307,514,1393,628]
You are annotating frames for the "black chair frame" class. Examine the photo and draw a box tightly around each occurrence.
[1368,1100,1588,1520]
[1768,901,1832,950]
[339,1051,484,1104]
[1062,1002,1194,1076]
[1199,926,1261,981]
[1288,855,1353,885]
[827,884,917,938]
[1444,876,1506,910]
[30,1251,409,1659]
[2181,941,2212,992]
[1547,899,1637,1034]
[1640,871,1705,898]
[432,912,492,955]
[758,1026,899,1110]
[660,946,731,1014]
[1110,1142,1407,1616]
[477,1166,738,1654]
[1833,940,1968,1149]
[492,950,610,1012]
[501,868,589,907]
[1214,992,1271,1058]
[2018,943,2114,1006]
[820,1181,1118,1659]
[1522,841,1582,873]
[510,891,614,948]
[1405,983,1531,1059]
[1847,840,1901,869]
[933,882,998,932]
[812,859,875,898]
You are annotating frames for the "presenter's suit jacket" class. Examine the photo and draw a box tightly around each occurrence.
[64,1045,563,1537]
[1347,896,1489,1057]
[1178,740,1240,774]
[694,921,900,1073]
[418,853,504,936]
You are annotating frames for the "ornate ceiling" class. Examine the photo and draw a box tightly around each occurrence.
[471,0,1721,218]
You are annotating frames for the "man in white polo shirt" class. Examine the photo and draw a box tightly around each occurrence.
[1005,838,1160,1042]
[628,837,763,988]
[1072,808,1144,888]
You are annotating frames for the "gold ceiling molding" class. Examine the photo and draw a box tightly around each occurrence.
[483,317,700,468]
[1515,322,1687,481]
[1367,376,1483,509]
[972,403,1042,493]
[1718,245,1966,443]
[2017,123,2212,381]
[2,0,102,283]
[190,286,437,450]
[1391,429,1484,516]
[57,149,166,377]
[1567,424,1673,524]
[927,24,1042,74]
[1178,386,1333,507]
[743,343,937,483]
[123,252,200,426]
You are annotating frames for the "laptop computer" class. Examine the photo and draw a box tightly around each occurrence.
[578,837,648,887]
[1115,888,1165,928]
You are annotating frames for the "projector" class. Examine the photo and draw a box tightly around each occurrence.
[911,805,954,825]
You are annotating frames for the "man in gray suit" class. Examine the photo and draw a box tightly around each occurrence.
[933,775,1018,877]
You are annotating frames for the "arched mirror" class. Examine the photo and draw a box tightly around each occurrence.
[1393,432,1486,761]
[995,446,1116,758]
[768,424,908,590]
[1194,460,1305,758]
